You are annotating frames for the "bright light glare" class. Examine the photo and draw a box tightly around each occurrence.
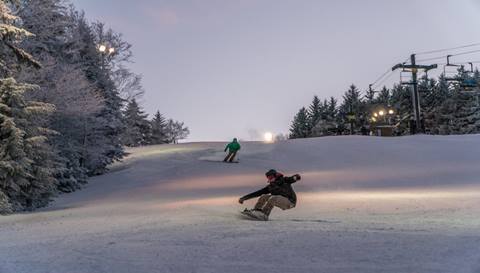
[379,110,385,116]
[99,45,106,52]
[373,113,378,117]
[388,109,394,115]
[109,47,115,54]
[264,132,274,142]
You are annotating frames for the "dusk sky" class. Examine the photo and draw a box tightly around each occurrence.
[72,0,480,141]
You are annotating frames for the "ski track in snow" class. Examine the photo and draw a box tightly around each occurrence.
[1,135,480,273]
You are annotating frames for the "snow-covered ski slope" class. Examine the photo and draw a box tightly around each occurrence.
[1,135,480,273]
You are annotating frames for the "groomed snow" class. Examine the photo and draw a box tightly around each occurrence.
[1,135,480,273]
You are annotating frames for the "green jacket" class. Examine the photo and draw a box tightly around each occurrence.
[225,140,241,153]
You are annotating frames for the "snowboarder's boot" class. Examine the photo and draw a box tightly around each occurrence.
[250,210,268,221]
[241,209,268,221]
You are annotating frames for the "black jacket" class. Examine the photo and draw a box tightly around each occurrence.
[241,175,299,204]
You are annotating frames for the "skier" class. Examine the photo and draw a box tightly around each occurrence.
[224,138,241,163]
[239,169,301,220]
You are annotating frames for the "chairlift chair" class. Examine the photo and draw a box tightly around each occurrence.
[443,56,478,90]
[400,69,413,85]
[459,62,477,89]
[443,55,462,82]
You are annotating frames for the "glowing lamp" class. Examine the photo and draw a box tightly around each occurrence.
[264,132,274,142]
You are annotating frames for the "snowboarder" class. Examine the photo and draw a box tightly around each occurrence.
[239,169,301,220]
[224,138,241,163]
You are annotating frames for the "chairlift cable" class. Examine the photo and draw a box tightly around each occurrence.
[373,71,397,89]
[371,69,392,87]
[450,49,480,57]
[417,49,480,63]
[369,57,409,91]
[415,42,480,55]
[416,55,447,62]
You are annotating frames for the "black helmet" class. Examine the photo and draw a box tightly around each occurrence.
[265,169,277,177]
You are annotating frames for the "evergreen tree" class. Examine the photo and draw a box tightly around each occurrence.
[326,96,338,121]
[0,0,57,212]
[17,0,100,191]
[122,99,151,147]
[289,107,309,139]
[390,84,412,135]
[450,90,480,134]
[0,0,41,78]
[307,95,321,135]
[150,111,168,144]
[364,86,376,105]
[339,84,364,134]
[376,86,391,105]
[19,0,70,58]
[0,80,32,213]
[0,78,56,211]
[67,13,125,174]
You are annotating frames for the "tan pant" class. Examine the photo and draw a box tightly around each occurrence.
[254,194,295,216]
[223,151,237,162]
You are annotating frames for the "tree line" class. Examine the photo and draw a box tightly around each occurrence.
[0,0,188,214]
[290,69,480,138]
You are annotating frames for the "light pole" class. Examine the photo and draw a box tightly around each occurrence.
[82,44,115,165]
[371,107,395,136]
[97,44,115,69]
[372,108,394,125]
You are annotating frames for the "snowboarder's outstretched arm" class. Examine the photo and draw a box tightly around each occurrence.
[285,174,301,184]
[239,186,269,204]
[224,144,229,152]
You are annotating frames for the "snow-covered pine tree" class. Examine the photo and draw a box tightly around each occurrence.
[0,0,41,77]
[17,0,102,191]
[326,96,338,121]
[339,84,364,134]
[18,0,69,57]
[390,84,412,135]
[65,13,125,174]
[321,99,329,119]
[307,95,322,136]
[364,86,376,105]
[289,107,309,139]
[420,75,447,134]
[376,86,391,105]
[0,78,56,211]
[0,0,58,212]
[313,96,339,136]
[150,110,168,144]
[122,99,151,147]
[0,80,32,213]
[450,88,480,134]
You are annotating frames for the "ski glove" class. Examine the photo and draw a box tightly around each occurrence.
[293,174,301,181]
[238,198,245,204]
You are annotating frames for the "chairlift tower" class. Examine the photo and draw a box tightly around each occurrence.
[392,54,437,134]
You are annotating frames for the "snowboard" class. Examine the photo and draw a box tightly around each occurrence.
[224,160,239,164]
[201,159,239,163]
[240,209,267,221]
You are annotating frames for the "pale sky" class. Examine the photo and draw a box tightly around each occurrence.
[72,0,480,141]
